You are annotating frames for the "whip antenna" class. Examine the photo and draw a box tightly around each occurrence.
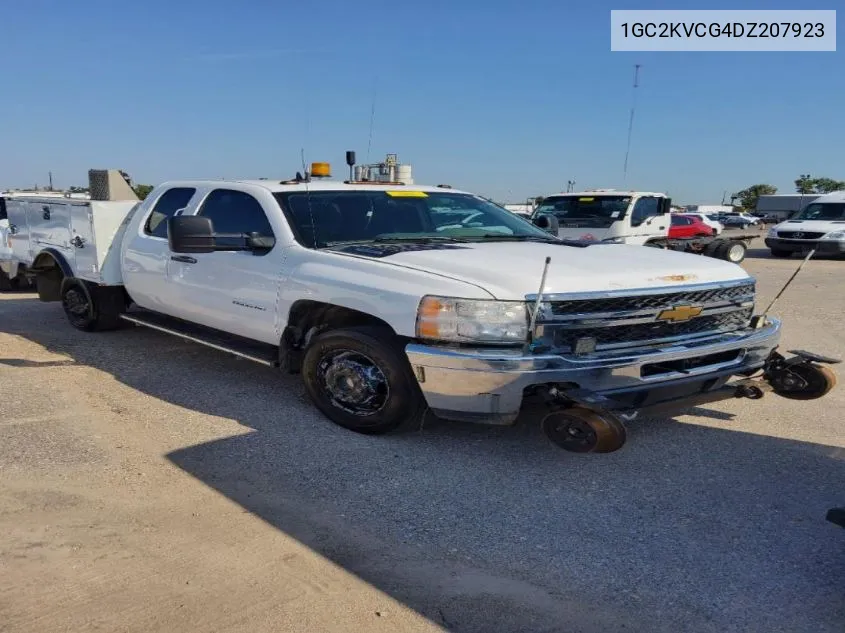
[622,63,641,185]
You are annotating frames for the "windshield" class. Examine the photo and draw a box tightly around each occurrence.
[791,202,845,221]
[532,195,631,229]
[274,190,558,248]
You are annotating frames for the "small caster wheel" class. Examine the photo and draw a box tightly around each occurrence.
[770,363,837,401]
[541,407,627,454]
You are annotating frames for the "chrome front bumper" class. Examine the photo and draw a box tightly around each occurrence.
[405,318,782,424]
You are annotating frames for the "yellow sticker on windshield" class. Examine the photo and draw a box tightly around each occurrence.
[578,197,595,202]
[385,190,428,197]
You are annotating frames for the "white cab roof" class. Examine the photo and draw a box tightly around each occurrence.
[806,191,845,203]
[543,190,667,198]
[155,178,472,195]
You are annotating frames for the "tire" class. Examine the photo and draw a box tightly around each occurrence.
[541,408,627,454]
[301,326,426,435]
[0,270,11,291]
[770,248,792,258]
[61,279,124,332]
[770,364,837,401]
[703,241,722,257]
[718,240,747,263]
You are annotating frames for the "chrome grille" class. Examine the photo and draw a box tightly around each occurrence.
[776,231,824,240]
[531,280,756,352]
[552,308,753,350]
[547,283,755,316]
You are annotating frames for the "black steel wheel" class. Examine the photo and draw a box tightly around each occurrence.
[301,326,426,435]
[61,279,124,332]
[769,362,837,401]
[541,408,627,454]
[62,281,96,330]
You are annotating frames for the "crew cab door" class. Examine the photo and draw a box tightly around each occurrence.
[168,188,281,344]
[626,196,667,244]
[122,186,199,314]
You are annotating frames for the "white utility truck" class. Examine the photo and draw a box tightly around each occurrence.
[15,154,839,454]
[764,191,845,258]
[531,190,756,263]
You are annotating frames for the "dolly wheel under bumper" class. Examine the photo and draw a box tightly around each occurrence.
[541,407,627,454]
[767,361,837,401]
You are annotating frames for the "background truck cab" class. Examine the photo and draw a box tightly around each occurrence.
[531,190,672,245]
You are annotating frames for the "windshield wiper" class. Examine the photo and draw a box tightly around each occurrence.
[471,234,592,248]
[472,234,561,243]
[323,235,471,247]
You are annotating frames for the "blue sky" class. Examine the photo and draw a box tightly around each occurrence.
[1,0,842,204]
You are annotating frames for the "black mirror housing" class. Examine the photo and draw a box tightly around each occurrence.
[533,213,560,234]
[168,215,215,253]
[247,233,275,250]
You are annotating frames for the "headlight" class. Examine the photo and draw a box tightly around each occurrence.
[822,230,845,240]
[416,296,528,343]
[767,227,778,237]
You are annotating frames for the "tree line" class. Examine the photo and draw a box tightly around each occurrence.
[733,174,845,211]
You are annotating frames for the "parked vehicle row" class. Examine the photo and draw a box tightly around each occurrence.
[0,160,839,455]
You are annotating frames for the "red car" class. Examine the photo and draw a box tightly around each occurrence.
[669,214,715,239]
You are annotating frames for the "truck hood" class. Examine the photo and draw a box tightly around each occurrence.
[773,219,845,234]
[327,241,752,299]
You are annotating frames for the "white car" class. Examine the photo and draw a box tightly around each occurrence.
[685,213,723,235]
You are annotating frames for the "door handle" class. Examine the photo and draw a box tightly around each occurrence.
[171,255,197,264]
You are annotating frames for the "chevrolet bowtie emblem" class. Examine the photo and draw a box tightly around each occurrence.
[657,305,703,322]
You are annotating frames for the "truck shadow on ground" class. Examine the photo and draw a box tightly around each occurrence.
[3,296,845,633]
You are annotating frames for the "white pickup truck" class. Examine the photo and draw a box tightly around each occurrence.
[16,156,839,454]
[765,191,845,258]
[532,190,756,263]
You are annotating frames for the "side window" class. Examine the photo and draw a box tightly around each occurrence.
[631,197,659,224]
[197,189,276,252]
[671,215,691,225]
[0,197,6,221]
[144,187,196,238]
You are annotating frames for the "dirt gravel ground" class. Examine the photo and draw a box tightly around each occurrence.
[1,239,843,633]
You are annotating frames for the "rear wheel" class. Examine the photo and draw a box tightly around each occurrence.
[0,270,11,291]
[61,279,124,331]
[301,326,426,435]
[717,240,747,263]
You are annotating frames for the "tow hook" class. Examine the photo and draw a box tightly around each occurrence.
[763,349,840,401]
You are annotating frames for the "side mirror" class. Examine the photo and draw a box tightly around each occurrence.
[168,215,215,253]
[533,213,559,234]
